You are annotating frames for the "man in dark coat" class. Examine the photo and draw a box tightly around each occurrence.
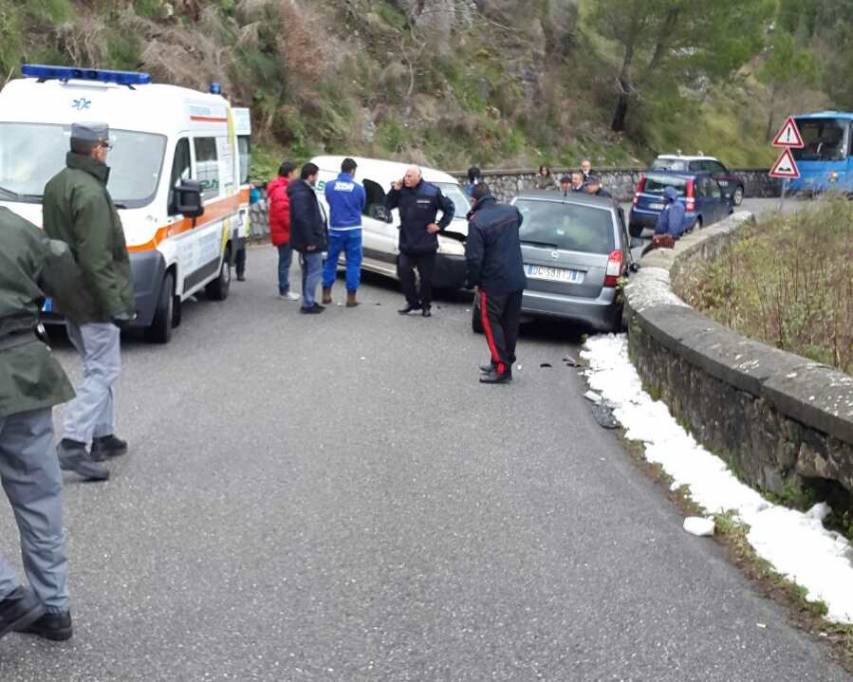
[465,184,527,384]
[42,122,135,481]
[385,165,455,317]
[0,208,86,642]
[288,162,328,314]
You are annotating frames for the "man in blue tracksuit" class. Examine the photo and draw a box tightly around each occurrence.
[654,186,687,238]
[323,158,366,307]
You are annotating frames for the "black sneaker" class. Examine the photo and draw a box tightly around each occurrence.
[300,305,324,314]
[421,307,432,318]
[16,610,73,642]
[0,587,45,640]
[91,434,128,462]
[398,305,422,315]
[479,368,513,384]
[58,440,109,481]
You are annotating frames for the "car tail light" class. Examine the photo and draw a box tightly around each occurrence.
[632,176,646,206]
[604,250,623,287]
[685,179,695,212]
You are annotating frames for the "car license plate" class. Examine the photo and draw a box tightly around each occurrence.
[649,202,664,210]
[525,264,584,284]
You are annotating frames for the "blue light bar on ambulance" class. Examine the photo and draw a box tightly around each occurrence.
[21,64,151,86]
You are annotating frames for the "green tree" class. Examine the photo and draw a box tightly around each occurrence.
[757,32,818,140]
[585,0,771,133]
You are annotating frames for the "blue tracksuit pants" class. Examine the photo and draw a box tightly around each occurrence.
[322,229,362,292]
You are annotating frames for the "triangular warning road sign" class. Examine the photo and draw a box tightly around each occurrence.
[769,148,800,178]
[772,117,804,148]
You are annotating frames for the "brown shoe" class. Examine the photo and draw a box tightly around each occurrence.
[321,287,333,305]
[346,291,359,307]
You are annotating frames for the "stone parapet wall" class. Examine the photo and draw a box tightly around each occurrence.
[623,213,853,507]
[451,168,781,203]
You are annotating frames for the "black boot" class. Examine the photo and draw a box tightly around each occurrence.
[58,440,109,481]
[16,610,73,641]
[91,434,128,461]
[398,304,422,315]
[479,367,513,384]
[0,587,44,640]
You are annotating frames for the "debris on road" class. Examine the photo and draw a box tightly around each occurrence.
[563,355,579,367]
[540,362,552,368]
[591,403,619,429]
[583,390,602,404]
[683,517,715,536]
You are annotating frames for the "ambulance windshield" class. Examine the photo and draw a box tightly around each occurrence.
[0,123,166,208]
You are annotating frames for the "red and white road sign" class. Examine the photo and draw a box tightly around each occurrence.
[769,148,800,178]
[772,117,804,148]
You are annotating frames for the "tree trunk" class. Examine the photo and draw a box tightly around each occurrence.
[611,91,630,132]
[611,35,635,133]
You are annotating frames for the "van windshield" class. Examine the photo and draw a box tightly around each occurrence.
[436,182,470,218]
[515,198,615,254]
[792,118,850,162]
[0,123,166,207]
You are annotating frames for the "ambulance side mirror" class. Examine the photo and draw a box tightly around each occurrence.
[174,180,204,218]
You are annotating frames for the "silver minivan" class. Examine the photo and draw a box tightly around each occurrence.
[473,191,633,333]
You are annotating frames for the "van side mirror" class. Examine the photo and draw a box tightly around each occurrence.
[174,180,204,218]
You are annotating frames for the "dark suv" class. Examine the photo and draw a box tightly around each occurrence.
[650,155,745,206]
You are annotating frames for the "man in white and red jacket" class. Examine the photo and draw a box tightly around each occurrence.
[267,161,300,300]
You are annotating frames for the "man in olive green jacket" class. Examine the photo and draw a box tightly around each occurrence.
[43,122,135,481]
[0,207,83,642]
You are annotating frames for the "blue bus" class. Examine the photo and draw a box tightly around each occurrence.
[788,111,853,194]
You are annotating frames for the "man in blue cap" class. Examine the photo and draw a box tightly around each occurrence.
[42,122,136,482]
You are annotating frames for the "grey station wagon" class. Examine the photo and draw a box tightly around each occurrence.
[473,191,633,333]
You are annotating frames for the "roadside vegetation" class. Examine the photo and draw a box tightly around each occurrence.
[680,198,852,374]
[0,1,851,174]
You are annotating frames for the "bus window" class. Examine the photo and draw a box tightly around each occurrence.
[793,118,848,162]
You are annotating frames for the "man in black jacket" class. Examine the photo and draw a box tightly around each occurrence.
[288,163,328,314]
[465,184,527,384]
[385,166,455,317]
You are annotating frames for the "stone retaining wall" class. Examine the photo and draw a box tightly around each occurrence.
[451,168,781,203]
[623,213,853,508]
[246,168,780,239]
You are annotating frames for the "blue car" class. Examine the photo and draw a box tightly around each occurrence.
[628,171,733,237]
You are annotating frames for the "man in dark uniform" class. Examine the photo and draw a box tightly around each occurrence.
[465,184,527,384]
[0,208,85,641]
[43,122,136,481]
[385,165,455,317]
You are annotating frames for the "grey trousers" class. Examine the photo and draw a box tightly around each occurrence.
[0,408,69,611]
[64,321,121,444]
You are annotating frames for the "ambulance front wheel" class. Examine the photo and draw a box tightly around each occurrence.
[206,248,231,301]
[145,272,175,344]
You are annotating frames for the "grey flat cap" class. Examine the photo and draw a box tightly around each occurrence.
[70,122,109,143]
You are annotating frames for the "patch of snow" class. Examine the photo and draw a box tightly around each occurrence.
[684,517,715,536]
[581,333,853,624]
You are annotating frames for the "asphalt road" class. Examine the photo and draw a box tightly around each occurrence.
[1,238,849,681]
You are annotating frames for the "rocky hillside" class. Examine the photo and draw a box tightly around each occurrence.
[1,0,850,175]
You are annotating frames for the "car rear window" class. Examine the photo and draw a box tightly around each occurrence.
[515,199,615,254]
[643,174,688,196]
[650,158,688,171]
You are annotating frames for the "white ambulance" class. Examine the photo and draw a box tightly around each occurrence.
[0,65,250,343]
